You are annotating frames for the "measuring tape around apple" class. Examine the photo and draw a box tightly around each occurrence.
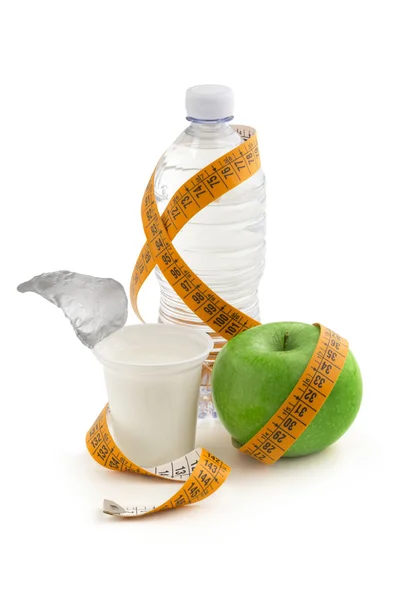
[86,127,349,516]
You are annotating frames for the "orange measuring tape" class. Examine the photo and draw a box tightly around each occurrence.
[87,406,230,517]
[86,126,349,516]
[130,126,261,336]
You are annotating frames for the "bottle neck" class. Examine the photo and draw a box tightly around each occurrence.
[186,116,234,125]
[185,116,235,139]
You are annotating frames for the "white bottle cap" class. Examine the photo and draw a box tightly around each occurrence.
[186,84,234,121]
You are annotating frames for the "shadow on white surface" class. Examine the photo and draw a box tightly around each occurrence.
[69,416,356,524]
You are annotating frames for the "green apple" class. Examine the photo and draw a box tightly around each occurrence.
[212,322,362,457]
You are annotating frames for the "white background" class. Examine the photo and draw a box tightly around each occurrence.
[1,1,399,598]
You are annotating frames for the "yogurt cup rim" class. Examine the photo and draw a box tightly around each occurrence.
[92,323,214,372]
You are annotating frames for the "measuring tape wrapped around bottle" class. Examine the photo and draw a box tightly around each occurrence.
[87,126,349,516]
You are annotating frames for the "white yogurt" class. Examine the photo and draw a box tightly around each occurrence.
[93,324,213,466]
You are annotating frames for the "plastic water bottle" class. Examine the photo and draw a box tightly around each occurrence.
[154,85,266,417]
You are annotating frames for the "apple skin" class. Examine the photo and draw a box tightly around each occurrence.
[211,322,362,457]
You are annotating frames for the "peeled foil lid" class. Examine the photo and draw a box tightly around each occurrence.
[17,270,128,349]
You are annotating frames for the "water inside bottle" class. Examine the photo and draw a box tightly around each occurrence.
[154,107,266,418]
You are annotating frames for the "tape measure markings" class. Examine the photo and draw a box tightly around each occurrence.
[130,128,261,338]
[239,325,349,463]
[130,129,349,468]
[141,182,260,339]
[86,127,350,517]
[86,406,230,517]
[143,135,259,240]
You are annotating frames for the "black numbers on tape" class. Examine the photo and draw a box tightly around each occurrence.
[327,349,337,361]
[272,430,286,443]
[192,291,205,304]
[204,303,217,315]
[193,184,206,198]
[207,175,220,188]
[181,279,192,292]
[170,267,181,278]
[246,152,254,164]
[181,195,192,209]
[294,403,308,418]
[221,166,234,178]
[204,459,218,474]
[97,444,109,460]
[150,223,157,235]
[206,454,221,465]
[188,482,201,498]
[331,339,340,350]
[234,159,246,171]
[198,470,212,486]
[224,322,240,335]
[162,253,172,265]
[283,417,297,431]
[253,450,270,460]
[304,390,317,403]
[261,441,276,453]
[321,361,332,374]
[213,313,229,327]
[174,494,186,507]
[171,206,181,220]
[91,433,101,449]
[313,375,325,388]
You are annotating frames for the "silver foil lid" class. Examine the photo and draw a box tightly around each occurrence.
[17,270,128,348]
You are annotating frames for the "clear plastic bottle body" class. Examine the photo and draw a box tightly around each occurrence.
[154,120,266,416]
